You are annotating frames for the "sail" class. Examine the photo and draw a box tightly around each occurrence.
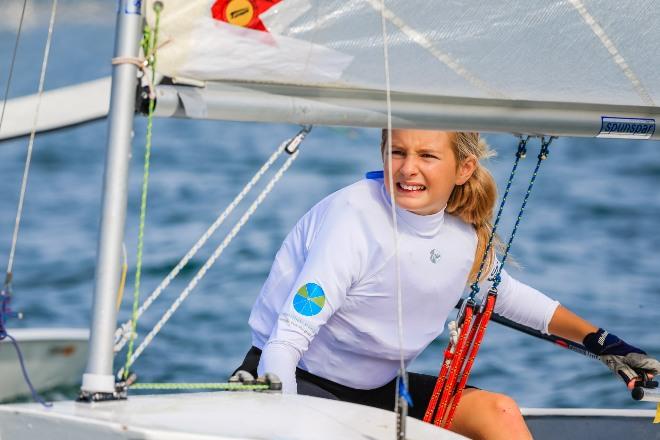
[145,0,660,137]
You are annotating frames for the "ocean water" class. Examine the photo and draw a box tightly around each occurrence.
[1,0,659,411]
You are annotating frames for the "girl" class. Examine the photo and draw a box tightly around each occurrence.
[240,129,660,439]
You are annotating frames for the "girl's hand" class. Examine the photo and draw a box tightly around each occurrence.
[583,328,660,389]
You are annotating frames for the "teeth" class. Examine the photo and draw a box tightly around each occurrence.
[399,183,425,191]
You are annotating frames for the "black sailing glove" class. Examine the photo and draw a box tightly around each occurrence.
[583,328,660,387]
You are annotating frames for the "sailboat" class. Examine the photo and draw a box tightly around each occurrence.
[0,0,659,438]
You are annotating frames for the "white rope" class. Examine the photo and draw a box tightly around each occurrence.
[114,128,309,353]
[111,39,171,100]
[116,142,302,377]
[114,128,310,352]
[0,0,28,137]
[378,0,407,424]
[6,0,59,278]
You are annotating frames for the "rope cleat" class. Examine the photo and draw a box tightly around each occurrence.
[256,373,282,391]
[229,370,256,385]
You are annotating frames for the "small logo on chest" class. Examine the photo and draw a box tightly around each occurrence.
[429,248,441,264]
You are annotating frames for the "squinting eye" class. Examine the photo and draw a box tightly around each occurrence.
[391,150,405,156]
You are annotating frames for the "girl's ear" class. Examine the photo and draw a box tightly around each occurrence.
[456,155,477,185]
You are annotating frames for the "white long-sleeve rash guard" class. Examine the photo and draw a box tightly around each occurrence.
[249,177,559,393]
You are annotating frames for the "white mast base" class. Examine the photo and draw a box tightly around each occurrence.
[81,373,115,394]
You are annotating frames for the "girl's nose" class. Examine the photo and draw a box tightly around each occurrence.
[400,155,419,176]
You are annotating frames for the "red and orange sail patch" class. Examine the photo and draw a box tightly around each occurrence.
[211,0,282,32]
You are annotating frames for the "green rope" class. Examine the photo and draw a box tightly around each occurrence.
[123,2,163,380]
[130,383,271,391]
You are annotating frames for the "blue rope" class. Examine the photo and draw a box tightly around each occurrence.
[491,136,554,290]
[469,136,554,300]
[0,281,52,407]
[468,136,529,299]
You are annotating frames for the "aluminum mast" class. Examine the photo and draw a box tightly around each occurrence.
[80,0,142,398]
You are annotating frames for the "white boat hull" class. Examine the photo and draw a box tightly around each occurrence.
[0,328,89,402]
[0,391,464,439]
[1,391,656,439]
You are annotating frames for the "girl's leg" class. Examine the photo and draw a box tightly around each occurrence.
[449,388,532,440]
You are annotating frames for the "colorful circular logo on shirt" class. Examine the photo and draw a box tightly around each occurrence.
[293,283,325,316]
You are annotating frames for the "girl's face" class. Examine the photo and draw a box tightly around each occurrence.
[383,129,476,215]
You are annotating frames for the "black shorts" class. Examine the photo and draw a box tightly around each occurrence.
[234,346,477,420]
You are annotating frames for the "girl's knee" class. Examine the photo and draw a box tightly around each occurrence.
[489,393,523,418]
[481,393,530,439]
[453,390,531,440]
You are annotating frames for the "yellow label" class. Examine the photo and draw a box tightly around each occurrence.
[654,403,659,423]
[225,0,254,27]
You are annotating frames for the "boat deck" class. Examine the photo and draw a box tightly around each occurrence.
[1,390,657,439]
[0,391,463,439]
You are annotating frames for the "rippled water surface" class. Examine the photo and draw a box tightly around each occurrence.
[1,1,659,410]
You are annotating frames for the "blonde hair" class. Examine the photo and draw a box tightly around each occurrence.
[381,130,498,283]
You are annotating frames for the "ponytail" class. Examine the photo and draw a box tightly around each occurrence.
[446,133,499,283]
[446,163,498,283]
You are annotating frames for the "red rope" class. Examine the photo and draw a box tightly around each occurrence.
[444,293,496,427]
[434,306,473,425]
[422,348,451,422]
[424,292,497,429]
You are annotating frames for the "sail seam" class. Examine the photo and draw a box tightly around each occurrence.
[365,0,506,100]
[568,0,654,107]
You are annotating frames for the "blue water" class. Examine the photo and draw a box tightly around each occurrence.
[1,1,659,410]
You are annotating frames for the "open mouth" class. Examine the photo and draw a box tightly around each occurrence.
[397,182,426,192]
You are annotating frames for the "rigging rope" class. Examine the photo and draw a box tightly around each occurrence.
[468,136,529,297]
[5,0,59,284]
[113,127,311,352]
[378,2,409,437]
[122,0,163,380]
[0,0,28,138]
[424,136,554,429]
[116,129,308,379]
[491,137,553,286]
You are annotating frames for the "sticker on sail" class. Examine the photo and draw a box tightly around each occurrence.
[211,0,282,31]
[598,117,655,139]
[292,283,325,316]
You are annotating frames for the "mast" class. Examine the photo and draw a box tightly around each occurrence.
[80,0,142,398]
